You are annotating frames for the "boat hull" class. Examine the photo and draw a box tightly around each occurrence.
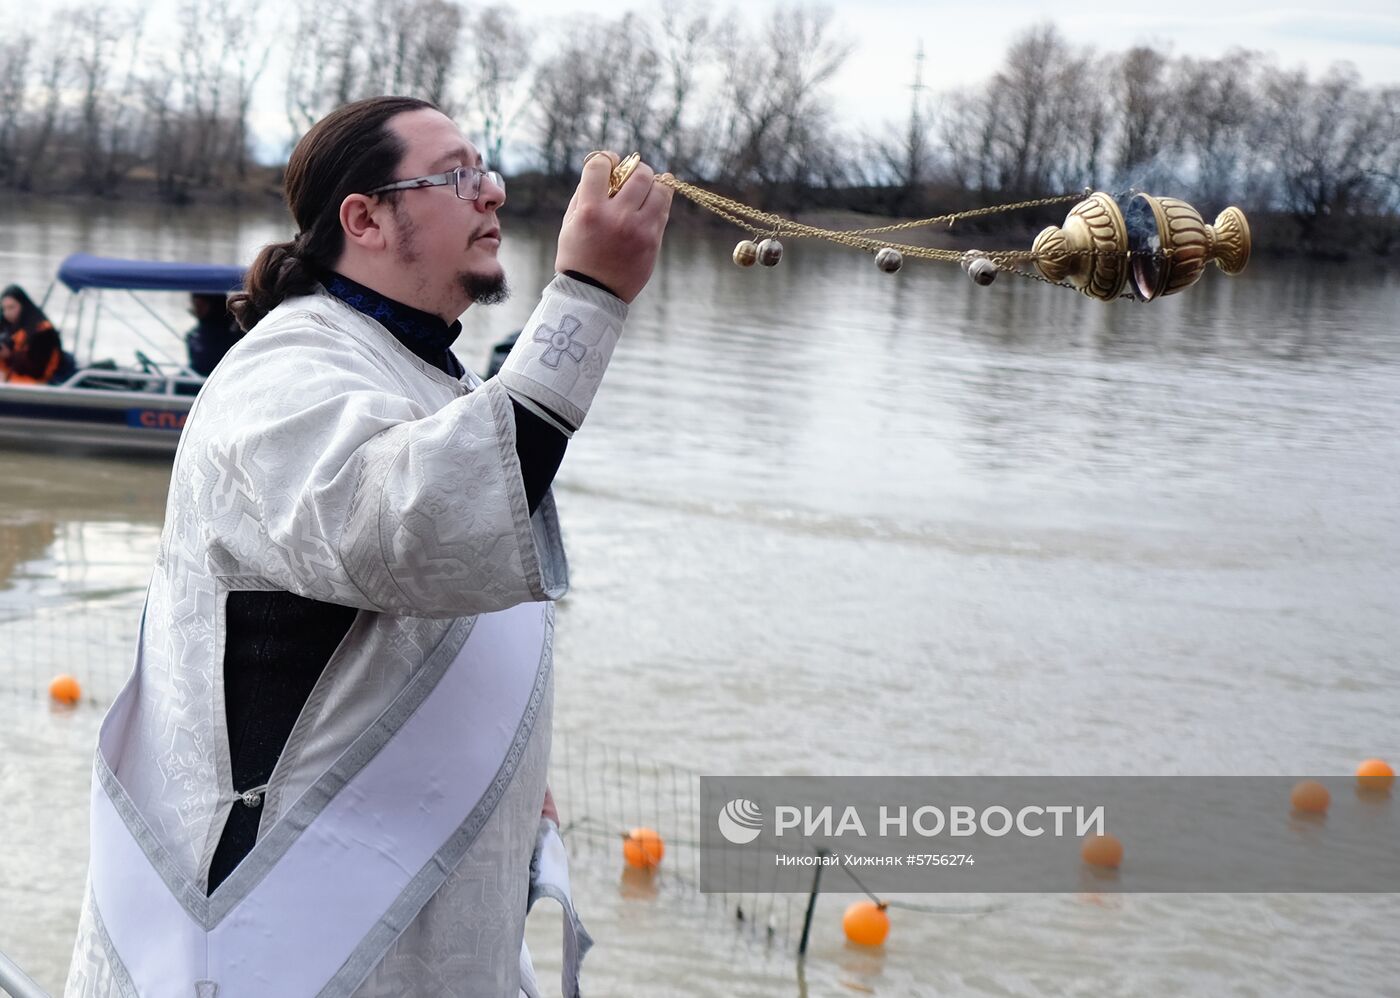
[0,378,194,457]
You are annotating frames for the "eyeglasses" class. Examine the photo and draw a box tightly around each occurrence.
[367,164,505,201]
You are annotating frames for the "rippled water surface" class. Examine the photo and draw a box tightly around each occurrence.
[0,199,1397,995]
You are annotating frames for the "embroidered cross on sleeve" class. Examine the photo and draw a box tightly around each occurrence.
[497,274,627,429]
[534,316,586,370]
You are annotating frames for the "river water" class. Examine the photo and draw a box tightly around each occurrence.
[0,198,1397,995]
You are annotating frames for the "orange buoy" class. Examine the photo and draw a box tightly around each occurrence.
[49,674,81,705]
[622,827,665,869]
[1290,779,1330,814]
[842,900,890,946]
[1356,759,1394,793]
[1081,833,1124,869]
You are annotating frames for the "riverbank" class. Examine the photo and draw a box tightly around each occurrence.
[6,173,1396,262]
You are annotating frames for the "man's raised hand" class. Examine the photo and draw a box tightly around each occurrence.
[555,151,674,304]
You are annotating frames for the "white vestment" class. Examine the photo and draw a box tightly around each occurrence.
[65,276,625,997]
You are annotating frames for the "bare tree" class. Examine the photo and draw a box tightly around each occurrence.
[286,0,363,144]
[984,24,1087,193]
[1376,86,1400,215]
[18,13,73,191]
[715,4,854,192]
[463,4,532,169]
[3,0,1399,247]
[71,5,136,188]
[530,12,666,175]
[652,1,713,175]
[0,37,30,185]
[1262,63,1400,242]
[285,0,460,151]
[532,18,610,176]
[412,0,464,108]
[940,86,1003,195]
[1051,52,1109,191]
[211,0,276,180]
[1113,45,1174,186]
[609,13,664,160]
[138,64,180,196]
[1171,50,1265,205]
[362,0,462,106]
[174,0,225,187]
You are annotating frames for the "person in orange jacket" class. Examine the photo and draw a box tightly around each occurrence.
[0,284,63,384]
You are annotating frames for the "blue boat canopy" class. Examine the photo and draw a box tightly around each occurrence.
[58,253,245,294]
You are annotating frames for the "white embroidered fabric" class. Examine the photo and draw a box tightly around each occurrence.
[497,274,627,429]
[66,287,599,996]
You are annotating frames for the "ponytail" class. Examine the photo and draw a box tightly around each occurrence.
[229,237,318,332]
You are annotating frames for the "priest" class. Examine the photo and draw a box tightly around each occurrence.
[65,95,672,998]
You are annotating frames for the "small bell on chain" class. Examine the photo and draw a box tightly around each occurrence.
[757,238,784,267]
[732,240,758,267]
[961,250,997,286]
[874,247,903,273]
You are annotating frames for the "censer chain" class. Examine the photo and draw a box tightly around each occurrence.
[653,174,1157,276]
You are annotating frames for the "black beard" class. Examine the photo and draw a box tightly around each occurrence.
[460,271,510,305]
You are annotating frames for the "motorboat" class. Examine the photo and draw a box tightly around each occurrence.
[0,254,243,456]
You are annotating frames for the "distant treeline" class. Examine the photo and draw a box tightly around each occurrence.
[0,2,1396,256]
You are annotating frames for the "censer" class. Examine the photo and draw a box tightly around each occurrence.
[604,151,1251,302]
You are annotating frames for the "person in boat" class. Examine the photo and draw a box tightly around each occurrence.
[0,284,63,384]
[184,292,245,376]
[66,96,671,998]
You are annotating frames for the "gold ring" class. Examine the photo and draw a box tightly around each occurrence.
[608,152,641,198]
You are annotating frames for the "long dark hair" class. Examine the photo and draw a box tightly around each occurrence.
[229,96,436,331]
[1,284,51,335]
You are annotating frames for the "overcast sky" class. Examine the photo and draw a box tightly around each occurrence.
[509,0,1400,100]
[287,0,1400,160]
[9,0,1400,162]
[834,0,1400,94]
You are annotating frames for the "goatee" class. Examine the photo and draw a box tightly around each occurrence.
[460,271,510,305]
